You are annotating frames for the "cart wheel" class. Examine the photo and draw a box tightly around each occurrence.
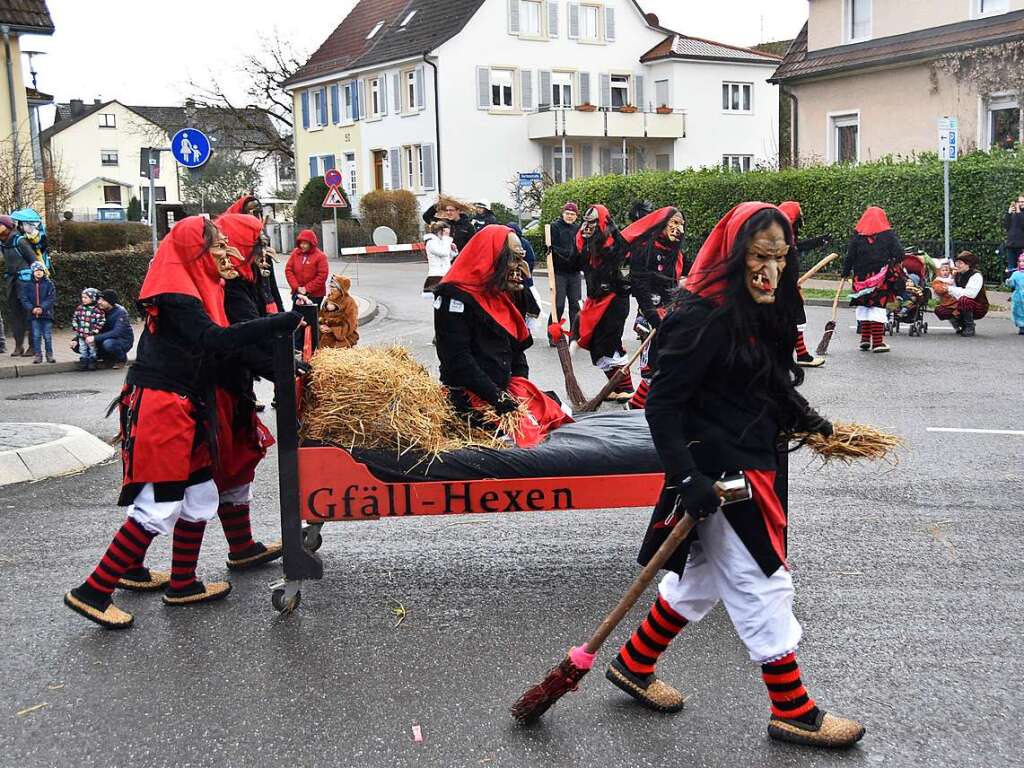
[923,322,928,334]
[302,526,323,553]
[272,587,302,613]
[908,325,916,337]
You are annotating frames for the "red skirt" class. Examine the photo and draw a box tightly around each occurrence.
[119,385,212,488]
[212,388,275,491]
[466,376,573,448]
[576,294,615,350]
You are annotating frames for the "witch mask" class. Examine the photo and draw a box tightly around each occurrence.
[745,221,789,305]
[663,212,685,243]
[580,207,601,240]
[209,229,239,280]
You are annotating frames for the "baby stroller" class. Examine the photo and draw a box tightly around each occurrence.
[887,248,930,337]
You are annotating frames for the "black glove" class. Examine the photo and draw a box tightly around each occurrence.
[295,360,311,376]
[494,391,520,415]
[674,473,722,520]
[643,310,662,329]
[822,233,834,246]
[800,406,833,438]
[270,310,304,332]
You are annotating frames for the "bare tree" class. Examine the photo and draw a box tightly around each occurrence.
[186,32,306,162]
[0,130,41,213]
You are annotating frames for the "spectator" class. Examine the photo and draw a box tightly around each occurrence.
[422,196,476,251]
[423,220,455,298]
[18,261,55,363]
[285,229,329,307]
[471,200,499,231]
[1003,195,1024,276]
[1,214,36,356]
[548,201,582,345]
[1006,253,1024,336]
[93,290,134,368]
[935,250,989,337]
[71,287,106,371]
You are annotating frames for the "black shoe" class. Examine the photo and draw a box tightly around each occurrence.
[961,310,976,337]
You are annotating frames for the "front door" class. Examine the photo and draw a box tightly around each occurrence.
[373,150,386,191]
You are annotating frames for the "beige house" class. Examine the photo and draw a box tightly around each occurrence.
[771,0,1024,165]
[0,1,54,212]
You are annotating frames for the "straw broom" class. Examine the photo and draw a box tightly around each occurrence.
[815,277,847,356]
[576,330,656,413]
[794,421,902,464]
[545,224,588,409]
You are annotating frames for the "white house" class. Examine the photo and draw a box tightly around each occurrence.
[284,0,782,212]
[42,99,292,222]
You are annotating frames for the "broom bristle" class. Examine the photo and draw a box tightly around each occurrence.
[510,656,590,724]
[795,421,903,464]
[556,339,588,408]
[814,322,836,356]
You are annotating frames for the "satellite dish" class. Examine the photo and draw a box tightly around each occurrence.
[372,226,398,246]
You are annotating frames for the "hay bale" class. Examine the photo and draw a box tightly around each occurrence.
[302,345,516,455]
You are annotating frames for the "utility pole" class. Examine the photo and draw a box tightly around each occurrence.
[3,25,23,208]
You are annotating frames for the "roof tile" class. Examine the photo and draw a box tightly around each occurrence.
[0,0,54,33]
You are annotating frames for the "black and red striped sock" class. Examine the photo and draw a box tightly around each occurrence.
[84,518,156,598]
[628,380,650,410]
[169,518,207,591]
[859,323,870,344]
[795,331,809,357]
[762,652,820,724]
[218,503,255,555]
[616,594,688,676]
[870,321,884,347]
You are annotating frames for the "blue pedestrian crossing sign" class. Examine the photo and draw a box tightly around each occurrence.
[171,128,212,168]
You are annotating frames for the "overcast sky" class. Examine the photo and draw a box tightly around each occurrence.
[27,0,806,116]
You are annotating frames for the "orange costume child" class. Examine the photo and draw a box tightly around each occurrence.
[317,275,360,349]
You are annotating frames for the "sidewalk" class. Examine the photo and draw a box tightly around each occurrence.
[0,294,378,380]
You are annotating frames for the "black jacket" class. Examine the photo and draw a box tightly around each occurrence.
[630,237,682,326]
[260,261,285,313]
[218,276,278,396]
[842,230,904,280]
[1004,211,1024,248]
[95,305,134,348]
[422,206,476,252]
[434,284,531,407]
[549,218,581,274]
[582,233,629,299]
[2,234,35,283]
[470,209,499,231]
[127,294,298,399]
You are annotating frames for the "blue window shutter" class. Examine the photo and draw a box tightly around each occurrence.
[356,80,365,120]
[308,156,318,179]
[318,87,328,125]
[393,72,402,112]
[548,1,559,38]
[389,147,401,190]
[301,91,310,129]
[422,143,436,190]
[324,154,336,171]
[476,67,490,110]
[380,74,389,115]
[331,84,340,124]
[416,67,425,109]
[605,6,616,41]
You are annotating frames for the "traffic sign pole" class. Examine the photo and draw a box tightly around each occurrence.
[944,159,951,262]
[938,116,958,262]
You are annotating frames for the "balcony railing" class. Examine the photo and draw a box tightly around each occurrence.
[527,106,687,141]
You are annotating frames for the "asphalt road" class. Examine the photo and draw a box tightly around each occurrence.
[2,259,1022,768]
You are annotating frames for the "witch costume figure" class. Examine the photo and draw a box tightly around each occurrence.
[843,207,905,354]
[434,224,571,448]
[576,205,634,402]
[622,206,686,410]
[62,217,301,629]
[606,202,865,749]
[779,201,831,368]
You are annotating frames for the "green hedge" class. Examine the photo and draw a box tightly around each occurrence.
[55,222,152,253]
[538,149,1024,280]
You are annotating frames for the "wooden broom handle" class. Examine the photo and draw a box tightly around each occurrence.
[798,252,839,286]
[829,277,847,322]
[578,328,658,412]
[545,225,559,325]
[584,511,698,654]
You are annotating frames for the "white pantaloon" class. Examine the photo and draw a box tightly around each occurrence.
[658,512,802,664]
[855,306,887,323]
[595,351,627,371]
[128,480,220,536]
[218,482,253,505]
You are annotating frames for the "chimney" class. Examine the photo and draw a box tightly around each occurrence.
[69,99,85,116]
[93,98,101,105]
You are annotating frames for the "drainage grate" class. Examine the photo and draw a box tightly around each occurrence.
[6,389,102,401]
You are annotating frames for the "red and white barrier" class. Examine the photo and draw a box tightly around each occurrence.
[338,243,426,257]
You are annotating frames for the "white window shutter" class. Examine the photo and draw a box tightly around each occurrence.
[568,2,579,38]
[357,79,366,120]
[634,75,645,109]
[600,73,611,108]
[476,67,491,109]
[548,1,559,37]
[542,145,553,174]
[605,6,616,41]
[389,147,401,190]
[416,67,425,109]
[600,147,612,174]
[422,143,436,190]
[508,0,520,34]
[393,73,402,112]
[539,70,552,109]
[581,144,593,176]
[380,74,388,115]
[579,72,591,105]
[521,69,534,111]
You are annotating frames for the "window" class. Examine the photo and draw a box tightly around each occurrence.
[722,82,752,113]
[988,96,1021,149]
[309,154,337,179]
[491,69,515,109]
[405,69,417,111]
[830,113,860,164]
[344,152,357,197]
[579,4,600,41]
[403,144,424,189]
[552,145,574,184]
[100,150,118,166]
[98,113,116,128]
[367,20,384,39]
[312,89,326,126]
[400,9,417,25]
[655,79,670,109]
[611,74,630,108]
[141,186,167,205]
[552,71,573,108]
[976,0,1007,16]
[369,77,383,117]
[520,0,543,36]
[846,0,871,42]
[722,155,753,172]
[103,185,122,204]
[656,154,671,171]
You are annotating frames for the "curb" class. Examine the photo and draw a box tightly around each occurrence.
[0,423,116,487]
[356,296,379,326]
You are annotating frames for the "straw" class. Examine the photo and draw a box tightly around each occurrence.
[794,421,903,464]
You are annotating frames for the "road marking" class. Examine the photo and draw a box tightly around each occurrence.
[927,427,1024,436]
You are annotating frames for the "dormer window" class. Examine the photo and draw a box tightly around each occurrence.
[98,113,116,128]
[845,0,871,43]
[977,0,1008,16]
[400,10,417,26]
[367,20,384,39]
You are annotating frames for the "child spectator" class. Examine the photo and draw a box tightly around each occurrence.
[72,287,106,370]
[1006,253,1024,335]
[932,261,956,314]
[317,274,359,349]
[19,261,55,363]
[423,220,455,298]
[93,290,134,368]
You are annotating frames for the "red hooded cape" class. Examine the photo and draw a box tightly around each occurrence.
[138,216,227,327]
[620,206,677,244]
[575,204,617,263]
[686,201,784,304]
[225,195,258,216]
[217,213,263,283]
[855,206,891,244]
[778,201,802,225]
[440,224,530,342]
